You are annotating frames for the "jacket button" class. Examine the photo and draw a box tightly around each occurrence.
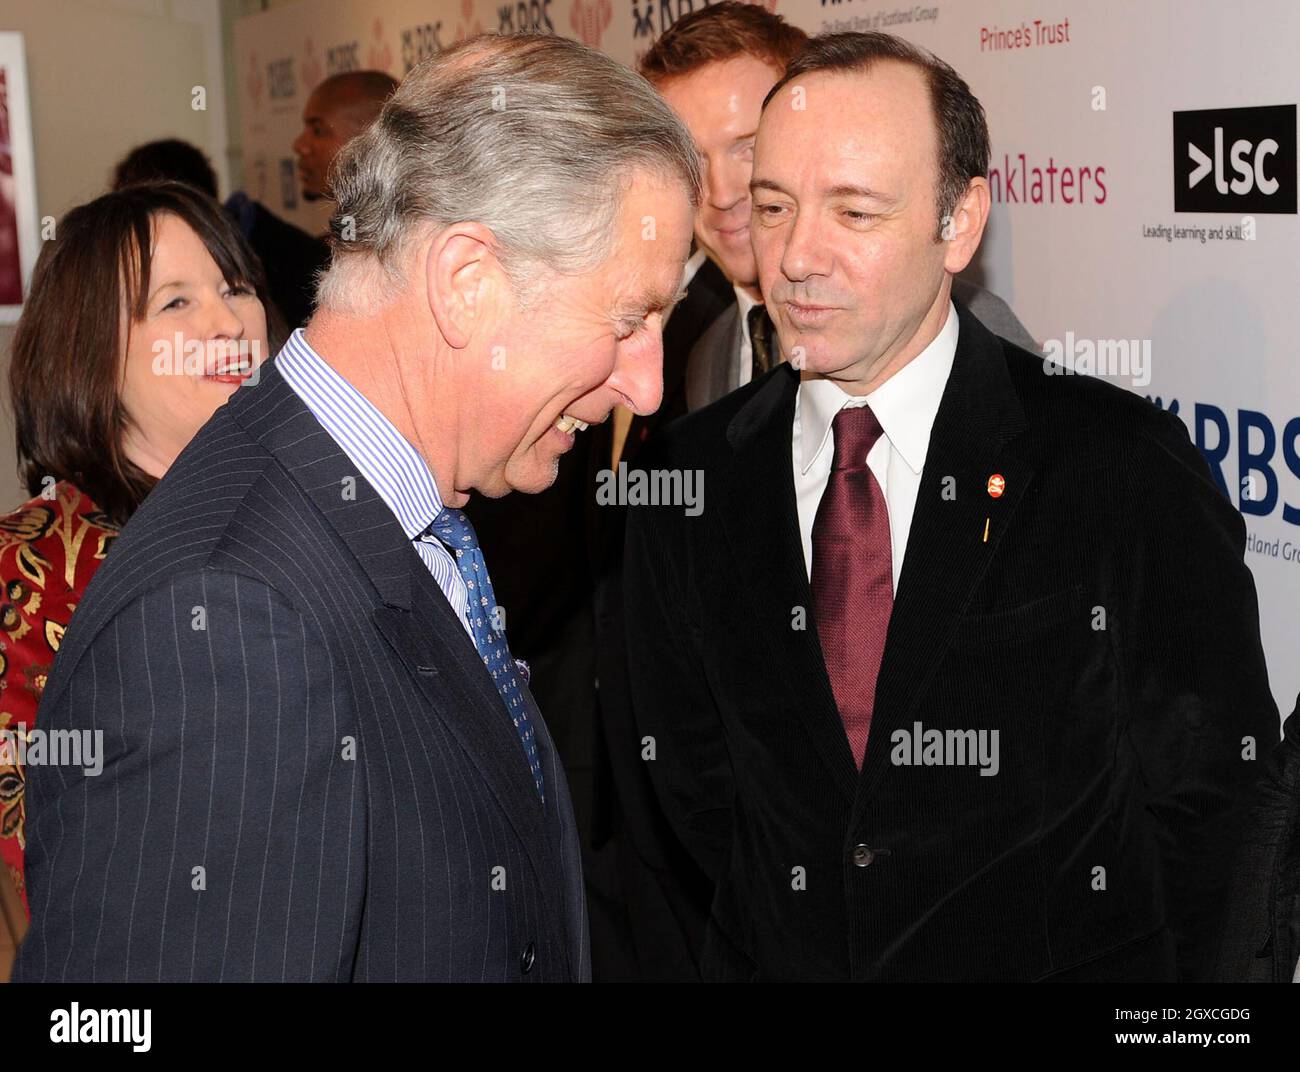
[851,844,875,868]
[520,941,536,974]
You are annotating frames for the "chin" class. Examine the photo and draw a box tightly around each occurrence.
[807,353,872,382]
[523,462,561,495]
[500,458,561,497]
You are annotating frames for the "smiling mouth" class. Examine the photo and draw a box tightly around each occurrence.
[554,414,590,435]
[203,352,257,382]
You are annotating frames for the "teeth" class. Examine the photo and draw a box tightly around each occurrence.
[555,415,589,434]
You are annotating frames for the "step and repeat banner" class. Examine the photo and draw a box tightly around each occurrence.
[234,0,1300,719]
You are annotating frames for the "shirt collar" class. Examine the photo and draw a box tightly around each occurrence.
[275,328,445,541]
[796,300,959,475]
[734,284,760,318]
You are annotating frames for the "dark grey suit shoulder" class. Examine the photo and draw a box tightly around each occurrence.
[952,277,1038,351]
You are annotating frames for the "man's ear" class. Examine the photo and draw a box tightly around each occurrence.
[941,177,991,274]
[425,221,505,350]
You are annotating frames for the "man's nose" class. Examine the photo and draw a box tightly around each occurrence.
[780,207,827,281]
[612,331,665,417]
[706,155,747,212]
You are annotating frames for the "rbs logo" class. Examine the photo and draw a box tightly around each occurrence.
[1151,399,1300,525]
[1173,104,1296,213]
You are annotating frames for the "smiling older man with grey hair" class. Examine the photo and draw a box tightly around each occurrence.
[14,33,699,984]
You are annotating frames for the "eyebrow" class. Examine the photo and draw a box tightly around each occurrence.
[751,178,896,203]
[147,280,186,302]
[624,285,689,316]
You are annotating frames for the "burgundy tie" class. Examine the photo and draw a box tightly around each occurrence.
[810,405,893,769]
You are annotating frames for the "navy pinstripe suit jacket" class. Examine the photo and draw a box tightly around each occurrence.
[13,360,590,982]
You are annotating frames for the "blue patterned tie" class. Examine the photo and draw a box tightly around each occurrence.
[429,507,544,804]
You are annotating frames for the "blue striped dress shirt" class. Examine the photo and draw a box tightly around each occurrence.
[275,329,474,640]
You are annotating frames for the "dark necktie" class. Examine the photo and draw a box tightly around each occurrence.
[429,507,545,803]
[747,304,776,379]
[810,405,893,769]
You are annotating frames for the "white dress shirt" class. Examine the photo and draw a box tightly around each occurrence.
[793,301,959,593]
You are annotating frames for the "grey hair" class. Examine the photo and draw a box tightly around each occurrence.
[316,33,703,314]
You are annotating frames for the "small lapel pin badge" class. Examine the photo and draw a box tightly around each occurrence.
[987,474,1006,498]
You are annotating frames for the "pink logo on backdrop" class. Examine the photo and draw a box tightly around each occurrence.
[571,0,613,47]
[368,18,394,71]
[302,37,322,92]
[456,0,485,42]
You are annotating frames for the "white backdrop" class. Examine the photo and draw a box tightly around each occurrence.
[235,0,1300,721]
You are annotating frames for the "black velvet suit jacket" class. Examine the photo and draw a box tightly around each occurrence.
[1217,693,1300,982]
[623,301,1278,982]
[582,253,733,981]
[14,360,589,982]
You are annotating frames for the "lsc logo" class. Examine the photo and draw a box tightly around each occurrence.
[1173,104,1296,213]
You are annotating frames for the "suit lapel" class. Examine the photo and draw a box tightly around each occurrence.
[853,305,1035,805]
[229,362,560,913]
[370,558,559,916]
[685,306,741,413]
[718,366,860,799]
[716,305,1035,806]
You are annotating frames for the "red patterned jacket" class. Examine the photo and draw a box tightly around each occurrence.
[0,482,120,916]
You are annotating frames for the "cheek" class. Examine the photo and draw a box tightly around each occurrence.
[841,236,902,294]
[243,302,271,357]
[121,321,225,429]
[751,227,782,269]
[693,217,713,251]
[535,326,618,392]
[121,326,168,409]
[583,335,621,384]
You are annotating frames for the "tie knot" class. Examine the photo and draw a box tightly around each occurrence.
[429,506,478,552]
[830,405,884,471]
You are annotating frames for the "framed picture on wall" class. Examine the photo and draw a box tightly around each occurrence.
[0,32,39,325]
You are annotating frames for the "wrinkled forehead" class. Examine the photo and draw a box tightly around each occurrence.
[755,64,938,188]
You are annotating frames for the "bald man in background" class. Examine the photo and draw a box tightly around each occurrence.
[294,71,401,204]
[225,71,399,329]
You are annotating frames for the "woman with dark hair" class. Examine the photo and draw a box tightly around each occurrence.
[0,182,280,962]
